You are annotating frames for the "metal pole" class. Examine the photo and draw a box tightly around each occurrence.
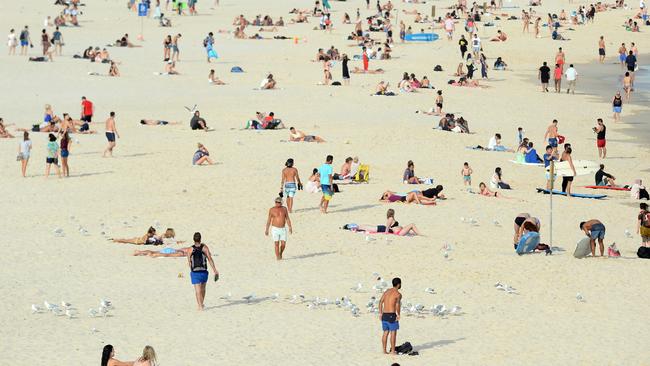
[549,160,555,252]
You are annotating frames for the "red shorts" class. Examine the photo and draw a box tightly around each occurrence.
[597,139,606,148]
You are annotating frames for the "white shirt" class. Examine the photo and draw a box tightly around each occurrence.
[7,33,16,46]
[444,19,454,31]
[472,37,481,48]
[565,67,577,81]
[488,136,498,149]
[20,140,32,156]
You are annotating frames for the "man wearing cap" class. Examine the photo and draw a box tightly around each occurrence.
[265,197,293,260]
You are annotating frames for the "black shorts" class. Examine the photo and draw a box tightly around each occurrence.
[387,30,393,38]
[46,157,58,164]
[81,115,92,122]
[356,29,363,37]
[563,176,574,182]
[105,132,115,142]
[32,125,40,132]
[627,66,635,72]
[598,48,605,56]
[79,122,89,132]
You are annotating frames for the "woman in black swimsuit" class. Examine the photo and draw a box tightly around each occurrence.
[377,209,421,236]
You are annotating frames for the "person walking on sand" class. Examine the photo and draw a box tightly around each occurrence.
[281,158,302,213]
[598,36,606,63]
[187,232,219,311]
[553,63,562,93]
[543,119,559,154]
[638,203,650,247]
[379,277,402,355]
[461,162,473,188]
[103,112,120,157]
[538,61,550,92]
[612,91,623,122]
[593,118,606,159]
[565,64,577,94]
[60,131,71,177]
[17,131,32,177]
[265,197,293,260]
[580,220,607,257]
[319,155,334,213]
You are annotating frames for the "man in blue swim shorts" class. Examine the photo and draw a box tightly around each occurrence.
[188,232,219,311]
[580,219,606,257]
[379,277,402,354]
[544,119,559,153]
[319,155,334,213]
[280,158,302,213]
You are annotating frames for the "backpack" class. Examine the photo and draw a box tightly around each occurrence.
[641,211,650,228]
[637,246,650,259]
[394,342,413,355]
[190,244,207,271]
[433,65,443,71]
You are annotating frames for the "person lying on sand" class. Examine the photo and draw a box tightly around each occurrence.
[111,227,163,245]
[193,143,215,165]
[450,77,484,87]
[380,190,437,205]
[289,127,325,142]
[133,246,193,257]
[140,119,181,126]
[159,60,179,75]
[478,182,513,198]
[351,67,384,74]
[352,209,422,236]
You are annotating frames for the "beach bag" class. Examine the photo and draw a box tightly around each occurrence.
[190,244,207,271]
[637,246,650,259]
[230,66,244,73]
[395,342,413,355]
[558,135,566,144]
[607,244,621,257]
[434,65,443,71]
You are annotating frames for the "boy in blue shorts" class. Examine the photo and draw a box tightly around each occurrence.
[319,155,334,213]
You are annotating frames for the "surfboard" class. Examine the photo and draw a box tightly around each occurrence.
[509,160,543,167]
[583,185,631,191]
[573,237,592,258]
[536,188,606,199]
[404,33,439,42]
[545,160,599,177]
[516,232,540,254]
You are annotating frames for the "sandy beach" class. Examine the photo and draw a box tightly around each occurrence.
[1,0,649,364]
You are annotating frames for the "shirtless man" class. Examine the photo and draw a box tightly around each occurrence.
[281,158,302,213]
[335,157,353,180]
[543,119,559,153]
[598,35,606,63]
[379,278,402,354]
[265,197,293,260]
[580,219,606,257]
[103,111,119,157]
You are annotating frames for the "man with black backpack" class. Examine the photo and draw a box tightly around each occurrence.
[187,232,219,311]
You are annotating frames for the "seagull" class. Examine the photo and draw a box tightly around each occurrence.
[271,293,279,301]
[351,307,360,317]
[576,293,585,302]
[52,307,65,316]
[443,251,449,259]
[219,292,232,300]
[352,283,363,292]
[449,306,462,315]
[242,293,256,302]
[624,229,632,238]
[61,301,72,309]
[424,287,435,294]
[493,220,501,226]
[184,104,198,114]
[494,282,503,287]
[88,308,98,318]
[31,304,43,314]
[460,217,466,223]
[44,301,58,312]
[65,309,77,319]
[98,306,109,318]
[53,228,65,237]
[100,299,112,308]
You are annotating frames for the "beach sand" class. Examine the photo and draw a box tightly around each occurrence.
[1,0,649,364]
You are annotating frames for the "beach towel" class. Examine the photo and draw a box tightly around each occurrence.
[231,66,244,73]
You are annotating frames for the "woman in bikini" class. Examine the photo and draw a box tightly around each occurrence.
[479,182,504,197]
[381,209,421,236]
[111,227,163,245]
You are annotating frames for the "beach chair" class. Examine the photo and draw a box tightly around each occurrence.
[354,165,370,183]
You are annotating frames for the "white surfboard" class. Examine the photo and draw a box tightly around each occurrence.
[545,160,599,177]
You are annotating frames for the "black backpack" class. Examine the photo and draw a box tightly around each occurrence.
[638,246,650,259]
[395,342,413,354]
[190,244,208,271]
[434,65,443,71]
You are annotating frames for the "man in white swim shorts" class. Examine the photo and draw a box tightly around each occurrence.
[265,197,293,260]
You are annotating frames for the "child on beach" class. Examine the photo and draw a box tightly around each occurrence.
[461,162,472,187]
